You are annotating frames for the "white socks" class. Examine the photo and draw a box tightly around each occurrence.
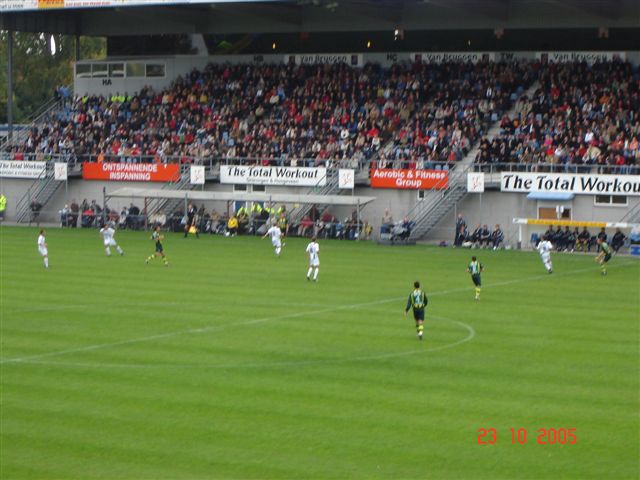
[307,267,313,278]
[313,268,319,280]
[106,246,124,256]
[44,257,49,268]
[275,247,281,255]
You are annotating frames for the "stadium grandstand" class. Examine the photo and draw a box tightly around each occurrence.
[3,4,640,238]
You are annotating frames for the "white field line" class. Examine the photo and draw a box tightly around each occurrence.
[7,316,474,370]
[1,261,636,366]
[2,300,332,316]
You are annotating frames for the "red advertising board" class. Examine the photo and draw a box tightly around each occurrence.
[370,169,448,190]
[82,162,180,182]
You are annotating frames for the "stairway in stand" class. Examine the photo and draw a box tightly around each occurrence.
[408,82,540,241]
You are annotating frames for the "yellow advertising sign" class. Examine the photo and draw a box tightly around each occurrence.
[38,0,64,7]
[526,219,607,228]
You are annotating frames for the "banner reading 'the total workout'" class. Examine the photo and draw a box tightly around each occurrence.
[220,165,326,186]
[501,172,640,196]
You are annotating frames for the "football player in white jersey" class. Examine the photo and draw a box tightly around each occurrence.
[537,237,553,273]
[262,222,283,256]
[305,236,320,281]
[37,229,49,268]
[100,223,124,256]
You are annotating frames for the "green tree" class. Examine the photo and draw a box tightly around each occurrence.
[0,32,106,124]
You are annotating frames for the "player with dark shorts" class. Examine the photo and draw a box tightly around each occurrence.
[404,281,428,340]
[595,238,612,275]
[146,225,169,266]
[468,256,484,301]
[184,203,199,238]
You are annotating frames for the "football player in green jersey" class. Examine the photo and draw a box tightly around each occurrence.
[405,281,428,340]
[595,237,612,275]
[468,256,484,301]
[146,225,169,266]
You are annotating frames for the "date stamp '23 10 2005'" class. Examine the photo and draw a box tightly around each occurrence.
[477,427,577,445]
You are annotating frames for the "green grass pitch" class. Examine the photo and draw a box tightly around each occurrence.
[1,226,638,479]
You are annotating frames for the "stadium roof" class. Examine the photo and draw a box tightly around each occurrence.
[2,0,639,36]
[106,187,376,206]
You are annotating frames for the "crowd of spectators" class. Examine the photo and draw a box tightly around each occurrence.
[138,201,368,241]
[454,214,504,249]
[8,60,535,174]
[539,224,627,253]
[58,199,146,229]
[8,63,423,167]
[293,205,365,240]
[379,208,415,242]
[381,61,536,169]
[7,59,640,185]
[475,60,640,174]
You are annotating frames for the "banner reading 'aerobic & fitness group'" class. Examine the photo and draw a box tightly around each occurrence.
[82,162,180,182]
[370,169,448,190]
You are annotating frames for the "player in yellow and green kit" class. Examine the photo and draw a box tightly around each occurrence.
[277,213,288,246]
[404,281,428,340]
[468,256,484,301]
[595,237,612,275]
[146,225,169,266]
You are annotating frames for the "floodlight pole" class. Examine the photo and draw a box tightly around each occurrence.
[357,198,361,242]
[7,31,14,140]
[102,187,107,226]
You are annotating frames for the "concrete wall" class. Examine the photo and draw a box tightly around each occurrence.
[424,191,640,247]
[2,177,638,246]
[0,178,39,220]
[74,50,640,97]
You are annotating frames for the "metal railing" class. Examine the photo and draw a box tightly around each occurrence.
[145,170,194,218]
[0,90,71,151]
[288,168,341,225]
[0,153,466,179]
[473,162,640,176]
[0,152,373,171]
[620,202,640,224]
[404,165,470,222]
[4,152,639,178]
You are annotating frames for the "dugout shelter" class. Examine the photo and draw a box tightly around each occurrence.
[104,186,375,231]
